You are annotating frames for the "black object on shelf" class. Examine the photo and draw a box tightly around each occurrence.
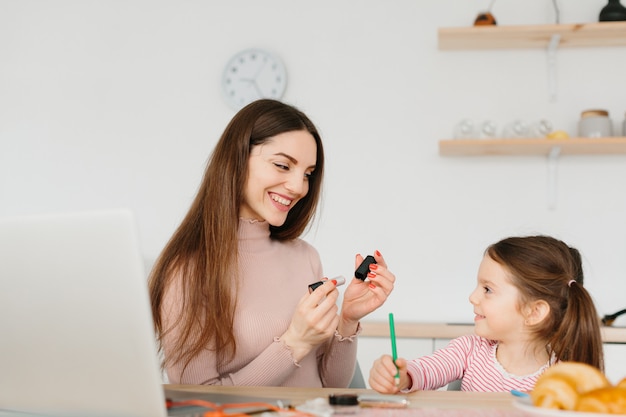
[599,0,626,21]
[601,308,626,326]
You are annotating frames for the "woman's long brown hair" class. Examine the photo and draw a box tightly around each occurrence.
[486,236,604,371]
[148,99,325,377]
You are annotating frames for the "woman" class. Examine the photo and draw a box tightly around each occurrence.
[149,99,395,387]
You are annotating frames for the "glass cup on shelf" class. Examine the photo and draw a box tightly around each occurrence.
[529,119,553,138]
[479,120,498,139]
[502,119,529,139]
[453,119,476,139]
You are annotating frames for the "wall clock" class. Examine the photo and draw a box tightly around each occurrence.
[221,48,288,111]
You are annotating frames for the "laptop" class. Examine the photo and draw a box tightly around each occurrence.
[0,209,278,417]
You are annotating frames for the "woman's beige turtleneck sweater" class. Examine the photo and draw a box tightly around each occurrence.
[162,219,359,387]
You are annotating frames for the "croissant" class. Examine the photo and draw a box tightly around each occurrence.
[577,387,626,414]
[531,362,626,414]
[531,362,610,410]
[531,374,580,410]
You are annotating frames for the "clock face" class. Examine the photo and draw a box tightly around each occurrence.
[221,48,288,111]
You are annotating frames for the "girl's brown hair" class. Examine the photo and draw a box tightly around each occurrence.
[148,99,325,376]
[486,235,604,371]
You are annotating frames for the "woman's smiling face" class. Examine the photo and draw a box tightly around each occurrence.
[240,130,317,226]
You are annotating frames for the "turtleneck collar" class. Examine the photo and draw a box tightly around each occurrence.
[238,218,274,254]
[238,218,271,240]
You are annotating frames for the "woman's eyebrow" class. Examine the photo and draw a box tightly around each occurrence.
[274,152,316,170]
[274,152,297,163]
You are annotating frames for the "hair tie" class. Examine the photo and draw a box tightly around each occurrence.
[568,280,576,287]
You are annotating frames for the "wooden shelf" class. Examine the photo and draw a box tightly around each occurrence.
[439,137,626,156]
[438,21,626,50]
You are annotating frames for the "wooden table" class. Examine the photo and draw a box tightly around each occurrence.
[164,384,526,416]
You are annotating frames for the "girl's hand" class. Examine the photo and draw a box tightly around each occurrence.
[369,355,409,394]
[279,280,340,361]
[338,250,395,335]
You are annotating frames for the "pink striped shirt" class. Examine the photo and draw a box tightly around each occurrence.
[405,334,553,392]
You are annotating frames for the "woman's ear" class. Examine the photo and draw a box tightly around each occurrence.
[524,300,550,326]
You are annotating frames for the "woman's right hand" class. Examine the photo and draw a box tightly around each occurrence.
[279,279,341,361]
[369,354,409,394]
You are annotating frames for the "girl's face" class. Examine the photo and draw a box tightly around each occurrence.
[469,254,526,342]
[240,130,317,226]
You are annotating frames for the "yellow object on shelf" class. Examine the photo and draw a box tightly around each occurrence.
[547,130,570,140]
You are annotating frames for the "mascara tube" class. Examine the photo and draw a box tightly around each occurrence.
[308,275,346,293]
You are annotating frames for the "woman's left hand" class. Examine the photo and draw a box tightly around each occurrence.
[338,250,395,335]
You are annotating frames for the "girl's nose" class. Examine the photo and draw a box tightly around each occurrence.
[468,287,479,305]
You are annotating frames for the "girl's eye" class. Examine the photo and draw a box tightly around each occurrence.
[304,171,313,180]
[274,162,289,171]
[483,286,492,294]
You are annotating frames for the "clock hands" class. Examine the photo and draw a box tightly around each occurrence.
[250,80,264,98]
[252,58,267,80]
[240,57,269,98]
[238,77,264,98]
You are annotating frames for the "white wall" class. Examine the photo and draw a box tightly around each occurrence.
[2,1,626,330]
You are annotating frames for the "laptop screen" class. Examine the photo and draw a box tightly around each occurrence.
[0,209,167,417]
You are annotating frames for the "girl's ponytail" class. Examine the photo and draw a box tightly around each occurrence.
[549,281,604,371]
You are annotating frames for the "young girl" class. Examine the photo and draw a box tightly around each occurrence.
[149,99,395,387]
[369,235,603,393]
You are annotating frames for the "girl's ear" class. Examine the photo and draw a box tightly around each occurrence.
[524,299,550,326]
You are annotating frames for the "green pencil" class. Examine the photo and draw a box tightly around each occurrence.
[389,312,400,387]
